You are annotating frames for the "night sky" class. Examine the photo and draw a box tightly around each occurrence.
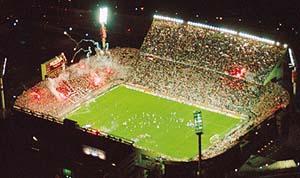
[1,0,299,43]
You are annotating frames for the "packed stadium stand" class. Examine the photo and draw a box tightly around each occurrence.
[140,17,287,85]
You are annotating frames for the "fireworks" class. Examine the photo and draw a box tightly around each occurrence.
[15,52,128,117]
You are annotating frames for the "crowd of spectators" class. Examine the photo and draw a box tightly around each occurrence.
[111,47,289,159]
[14,55,125,118]
[140,19,287,84]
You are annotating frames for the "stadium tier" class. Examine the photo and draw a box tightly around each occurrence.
[14,16,290,161]
[140,17,287,85]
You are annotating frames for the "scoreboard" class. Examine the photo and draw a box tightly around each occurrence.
[41,53,67,80]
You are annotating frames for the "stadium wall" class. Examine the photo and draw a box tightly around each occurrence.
[10,110,139,178]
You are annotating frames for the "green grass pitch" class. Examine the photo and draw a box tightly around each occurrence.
[67,85,240,160]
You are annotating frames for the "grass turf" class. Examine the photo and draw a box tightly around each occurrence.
[67,85,240,160]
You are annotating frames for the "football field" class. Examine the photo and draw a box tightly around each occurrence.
[67,85,240,160]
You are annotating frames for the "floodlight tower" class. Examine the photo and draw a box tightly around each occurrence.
[99,7,108,50]
[194,111,203,177]
[0,57,7,111]
[288,48,297,96]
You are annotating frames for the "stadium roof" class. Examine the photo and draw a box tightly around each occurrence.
[153,14,287,48]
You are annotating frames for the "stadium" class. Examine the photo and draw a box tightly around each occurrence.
[12,13,294,177]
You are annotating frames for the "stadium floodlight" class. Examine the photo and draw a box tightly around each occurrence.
[188,21,212,30]
[2,57,7,77]
[288,48,295,67]
[188,20,278,45]
[99,7,108,50]
[283,43,288,48]
[238,32,275,45]
[194,111,203,134]
[99,7,108,24]
[194,111,203,177]
[153,14,184,24]
[1,57,7,111]
[187,21,238,35]
[219,28,238,35]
